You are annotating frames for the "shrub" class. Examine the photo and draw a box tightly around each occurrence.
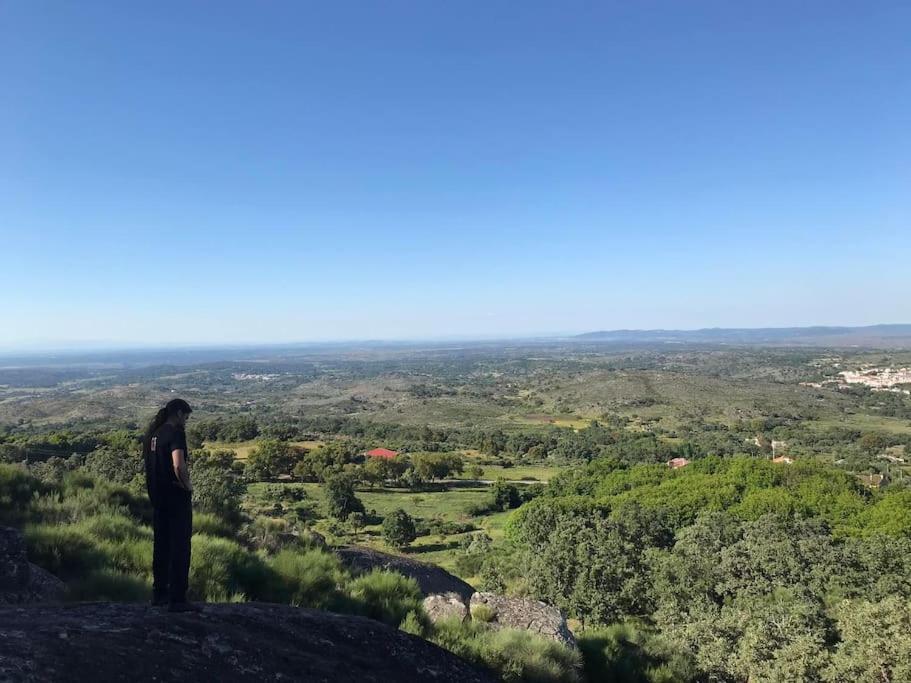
[0,464,42,524]
[454,553,485,578]
[194,512,237,539]
[97,535,152,576]
[66,569,150,602]
[24,524,107,580]
[62,474,150,522]
[32,478,150,526]
[471,603,496,623]
[346,569,423,626]
[483,628,583,683]
[266,549,347,610]
[399,608,433,638]
[431,619,583,683]
[76,512,149,543]
[189,534,274,602]
[577,623,697,683]
[241,516,301,555]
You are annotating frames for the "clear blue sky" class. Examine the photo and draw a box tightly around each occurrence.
[1,1,909,348]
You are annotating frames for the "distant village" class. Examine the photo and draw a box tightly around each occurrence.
[801,365,911,395]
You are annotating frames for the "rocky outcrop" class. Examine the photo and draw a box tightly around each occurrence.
[423,591,469,623]
[0,602,496,682]
[0,526,64,605]
[469,592,576,649]
[336,546,475,601]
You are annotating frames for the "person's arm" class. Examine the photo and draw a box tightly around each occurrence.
[171,449,192,492]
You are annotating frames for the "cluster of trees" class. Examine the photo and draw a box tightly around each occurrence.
[502,455,911,681]
[187,416,259,447]
[242,439,469,491]
[0,429,110,464]
[244,415,758,466]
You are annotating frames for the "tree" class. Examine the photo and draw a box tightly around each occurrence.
[491,479,522,511]
[382,508,417,549]
[191,449,245,523]
[348,511,367,539]
[325,475,364,520]
[293,442,359,482]
[363,455,408,487]
[244,440,300,481]
[83,434,143,486]
[413,453,464,481]
[827,596,911,682]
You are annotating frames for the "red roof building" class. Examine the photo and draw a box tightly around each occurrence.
[366,448,399,459]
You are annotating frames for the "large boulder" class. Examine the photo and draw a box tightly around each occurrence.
[0,602,497,682]
[0,526,64,604]
[336,546,475,601]
[469,592,576,649]
[423,592,469,624]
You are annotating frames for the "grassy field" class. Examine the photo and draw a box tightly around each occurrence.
[245,480,517,581]
[810,414,911,435]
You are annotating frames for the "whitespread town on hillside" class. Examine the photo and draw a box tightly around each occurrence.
[801,365,911,395]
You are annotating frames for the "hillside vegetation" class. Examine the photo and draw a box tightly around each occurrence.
[2,342,911,681]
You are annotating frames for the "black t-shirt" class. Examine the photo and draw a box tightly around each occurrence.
[144,423,189,503]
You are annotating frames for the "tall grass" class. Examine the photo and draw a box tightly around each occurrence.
[346,569,423,626]
[431,618,583,683]
[189,533,276,602]
[267,549,348,610]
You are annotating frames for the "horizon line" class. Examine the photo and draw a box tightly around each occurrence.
[1,322,910,357]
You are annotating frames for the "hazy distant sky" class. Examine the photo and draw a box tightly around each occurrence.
[1,2,909,348]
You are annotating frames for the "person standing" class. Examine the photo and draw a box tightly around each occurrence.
[143,398,200,612]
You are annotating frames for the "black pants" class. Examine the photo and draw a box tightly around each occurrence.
[151,490,193,603]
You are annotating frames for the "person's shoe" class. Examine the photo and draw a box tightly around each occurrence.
[150,597,169,607]
[167,601,202,613]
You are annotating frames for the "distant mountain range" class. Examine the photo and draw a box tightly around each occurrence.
[574,324,911,347]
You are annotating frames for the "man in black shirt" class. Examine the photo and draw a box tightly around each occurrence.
[143,398,199,612]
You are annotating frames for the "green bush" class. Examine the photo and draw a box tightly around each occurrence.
[484,629,583,683]
[194,512,237,539]
[24,524,108,580]
[471,603,496,623]
[97,536,152,576]
[346,569,423,626]
[399,608,433,638]
[0,464,42,524]
[35,475,151,525]
[267,549,347,609]
[241,516,303,553]
[76,512,149,542]
[454,553,485,578]
[189,534,274,602]
[431,619,583,683]
[66,569,150,602]
[577,623,697,683]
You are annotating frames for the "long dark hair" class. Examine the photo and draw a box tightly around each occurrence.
[143,398,193,456]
